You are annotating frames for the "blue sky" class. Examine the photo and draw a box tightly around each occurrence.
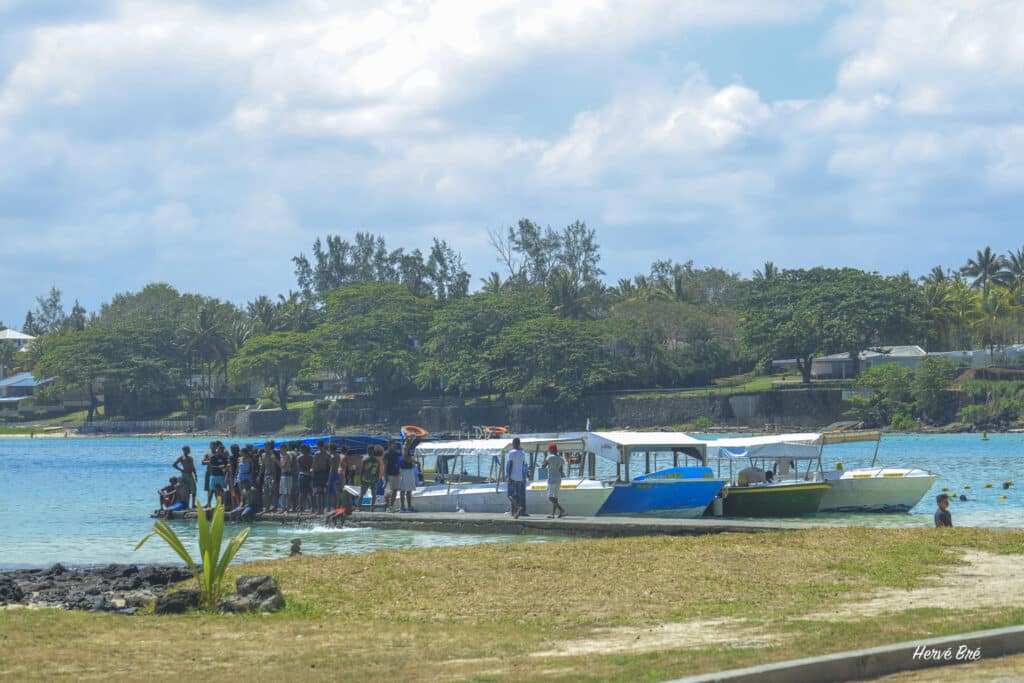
[2,1,1023,327]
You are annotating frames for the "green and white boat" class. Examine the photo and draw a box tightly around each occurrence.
[703,435,830,517]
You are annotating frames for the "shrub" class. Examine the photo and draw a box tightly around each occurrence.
[136,501,250,611]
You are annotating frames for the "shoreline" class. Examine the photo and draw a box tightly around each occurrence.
[1,425,1021,439]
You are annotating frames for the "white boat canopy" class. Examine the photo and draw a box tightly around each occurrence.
[415,438,512,458]
[511,431,708,465]
[703,431,881,461]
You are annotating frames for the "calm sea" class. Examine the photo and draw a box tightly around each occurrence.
[0,433,1020,569]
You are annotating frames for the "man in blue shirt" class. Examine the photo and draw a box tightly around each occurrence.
[506,438,528,518]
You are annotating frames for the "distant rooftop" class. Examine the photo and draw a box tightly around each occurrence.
[0,329,35,342]
[0,372,55,389]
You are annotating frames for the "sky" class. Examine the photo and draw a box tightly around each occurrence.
[2,0,1023,327]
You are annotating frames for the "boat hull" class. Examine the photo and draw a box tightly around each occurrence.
[719,481,829,517]
[525,480,613,516]
[818,469,937,512]
[355,479,613,516]
[596,477,727,518]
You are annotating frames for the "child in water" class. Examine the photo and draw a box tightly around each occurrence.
[934,493,952,527]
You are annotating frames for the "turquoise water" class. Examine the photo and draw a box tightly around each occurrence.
[0,433,1020,569]
[0,436,550,569]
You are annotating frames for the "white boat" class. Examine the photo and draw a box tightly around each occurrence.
[705,432,937,513]
[815,431,937,512]
[412,438,614,515]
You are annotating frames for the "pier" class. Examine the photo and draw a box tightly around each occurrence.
[154,509,821,537]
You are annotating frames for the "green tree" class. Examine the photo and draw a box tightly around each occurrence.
[417,291,548,395]
[34,331,107,421]
[846,364,914,427]
[740,268,923,383]
[911,356,962,422]
[315,282,432,399]
[229,332,313,410]
[484,315,611,402]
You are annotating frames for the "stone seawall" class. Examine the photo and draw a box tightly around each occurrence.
[217,388,847,436]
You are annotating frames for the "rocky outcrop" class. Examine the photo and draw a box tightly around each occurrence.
[154,589,201,614]
[0,563,192,614]
[219,575,285,614]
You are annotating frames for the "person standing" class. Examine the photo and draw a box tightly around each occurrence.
[296,444,314,512]
[358,446,384,512]
[278,444,294,512]
[506,438,528,518]
[398,442,418,512]
[205,444,227,507]
[260,444,279,512]
[542,443,566,518]
[312,440,332,513]
[934,493,953,527]
[173,445,198,508]
[383,441,402,513]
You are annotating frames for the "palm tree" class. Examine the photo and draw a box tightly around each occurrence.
[479,272,504,295]
[947,276,979,350]
[922,281,954,349]
[753,261,778,282]
[973,289,1014,356]
[961,246,1009,295]
[920,265,949,285]
[1004,246,1024,305]
[181,306,229,415]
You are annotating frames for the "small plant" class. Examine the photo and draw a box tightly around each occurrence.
[136,501,250,611]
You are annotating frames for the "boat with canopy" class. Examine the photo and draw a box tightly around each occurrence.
[703,435,831,517]
[413,437,612,515]
[516,432,727,518]
[747,431,938,512]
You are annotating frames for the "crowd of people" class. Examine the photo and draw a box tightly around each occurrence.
[157,439,423,519]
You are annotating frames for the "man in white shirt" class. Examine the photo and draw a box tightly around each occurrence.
[506,437,528,518]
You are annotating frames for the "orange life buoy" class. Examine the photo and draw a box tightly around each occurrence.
[402,425,428,438]
[482,426,509,436]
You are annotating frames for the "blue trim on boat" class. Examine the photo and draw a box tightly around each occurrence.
[597,467,726,517]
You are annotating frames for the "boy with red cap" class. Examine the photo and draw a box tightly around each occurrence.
[543,443,567,518]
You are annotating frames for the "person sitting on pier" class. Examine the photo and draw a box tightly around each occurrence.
[229,480,258,523]
[158,477,190,514]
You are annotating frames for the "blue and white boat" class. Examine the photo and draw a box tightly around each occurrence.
[519,431,727,518]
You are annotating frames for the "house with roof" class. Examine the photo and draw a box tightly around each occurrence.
[0,372,56,416]
[772,345,929,379]
[0,329,35,351]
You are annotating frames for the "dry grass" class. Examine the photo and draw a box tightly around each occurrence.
[1,527,1023,682]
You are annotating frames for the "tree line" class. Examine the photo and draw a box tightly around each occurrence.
[5,223,1024,422]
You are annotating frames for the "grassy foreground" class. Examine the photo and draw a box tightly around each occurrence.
[1,528,1022,681]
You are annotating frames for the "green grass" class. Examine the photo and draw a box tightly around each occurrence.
[1,527,1022,681]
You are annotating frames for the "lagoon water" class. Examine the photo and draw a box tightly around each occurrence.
[0,433,1020,569]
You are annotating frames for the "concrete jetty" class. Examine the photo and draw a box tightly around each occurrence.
[153,509,819,538]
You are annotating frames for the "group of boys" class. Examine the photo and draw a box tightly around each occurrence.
[158,439,422,518]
